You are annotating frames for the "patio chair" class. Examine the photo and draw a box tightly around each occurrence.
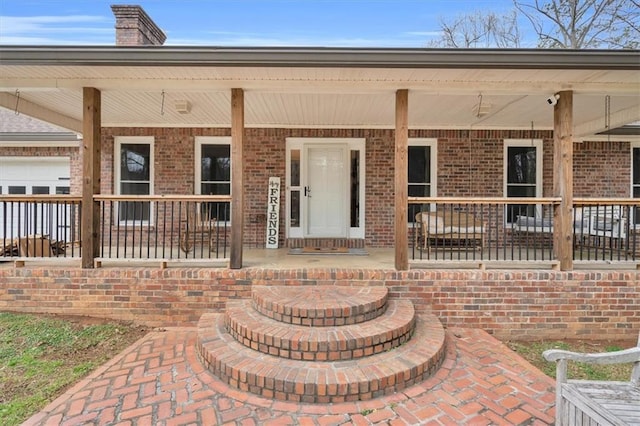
[543,334,640,426]
[179,202,216,253]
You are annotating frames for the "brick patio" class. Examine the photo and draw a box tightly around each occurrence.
[23,327,556,426]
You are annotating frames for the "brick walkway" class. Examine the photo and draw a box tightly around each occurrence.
[24,328,556,426]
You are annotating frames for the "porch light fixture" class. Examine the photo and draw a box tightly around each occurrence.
[174,100,191,114]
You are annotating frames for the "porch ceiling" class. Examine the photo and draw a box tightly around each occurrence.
[0,48,638,139]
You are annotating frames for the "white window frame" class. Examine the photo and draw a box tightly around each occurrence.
[114,136,154,225]
[195,136,232,225]
[503,139,543,223]
[408,138,438,221]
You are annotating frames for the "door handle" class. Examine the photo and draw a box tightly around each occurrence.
[304,186,311,197]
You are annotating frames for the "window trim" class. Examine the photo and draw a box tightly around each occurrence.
[114,136,154,225]
[503,139,543,222]
[195,136,232,224]
[408,138,437,222]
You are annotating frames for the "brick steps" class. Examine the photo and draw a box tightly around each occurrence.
[197,311,446,403]
[252,285,388,326]
[225,298,415,361]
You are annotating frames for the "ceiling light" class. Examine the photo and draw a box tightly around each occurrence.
[174,100,191,114]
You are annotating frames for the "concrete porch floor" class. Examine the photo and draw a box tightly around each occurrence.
[23,327,556,426]
[3,246,635,270]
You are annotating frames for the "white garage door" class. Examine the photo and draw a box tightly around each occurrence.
[0,156,72,240]
[0,156,70,195]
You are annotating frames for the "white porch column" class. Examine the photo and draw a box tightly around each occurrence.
[395,89,409,270]
[81,87,101,269]
[230,88,244,269]
[553,90,574,271]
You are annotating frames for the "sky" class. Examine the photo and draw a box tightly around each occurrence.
[0,0,519,47]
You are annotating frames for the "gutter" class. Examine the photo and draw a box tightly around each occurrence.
[0,132,81,147]
[0,46,639,70]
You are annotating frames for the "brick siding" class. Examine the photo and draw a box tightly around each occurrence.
[1,267,637,341]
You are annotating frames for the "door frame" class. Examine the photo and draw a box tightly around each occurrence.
[286,137,366,239]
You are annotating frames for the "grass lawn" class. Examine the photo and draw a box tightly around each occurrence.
[507,339,635,381]
[0,311,636,426]
[0,312,148,426]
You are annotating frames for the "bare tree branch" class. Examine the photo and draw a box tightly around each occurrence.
[428,9,521,48]
[514,0,639,48]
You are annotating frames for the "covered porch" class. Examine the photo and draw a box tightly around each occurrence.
[0,47,639,272]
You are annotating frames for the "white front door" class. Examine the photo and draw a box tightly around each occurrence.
[286,138,365,240]
[305,145,348,237]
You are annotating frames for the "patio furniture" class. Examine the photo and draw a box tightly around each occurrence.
[415,211,484,252]
[179,202,217,253]
[543,334,640,426]
[515,206,627,250]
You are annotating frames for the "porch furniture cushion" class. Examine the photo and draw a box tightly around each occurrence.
[543,334,640,426]
[415,211,484,251]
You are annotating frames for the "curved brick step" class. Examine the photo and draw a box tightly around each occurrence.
[225,299,415,361]
[252,285,388,326]
[197,312,446,403]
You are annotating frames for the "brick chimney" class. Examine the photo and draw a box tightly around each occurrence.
[111,5,166,46]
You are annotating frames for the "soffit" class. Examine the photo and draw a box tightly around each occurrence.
[0,64,638,137]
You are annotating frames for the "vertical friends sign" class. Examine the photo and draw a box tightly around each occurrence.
[266,177,280,248]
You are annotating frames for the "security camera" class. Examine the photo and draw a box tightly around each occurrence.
[547,94,560,106]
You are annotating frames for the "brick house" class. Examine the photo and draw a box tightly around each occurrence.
[0,5,638,338]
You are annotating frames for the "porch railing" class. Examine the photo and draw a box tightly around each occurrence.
[0,195,82,258]
[1,195,231,262]
[2,195,637,267]
[95,195,231,261]
[409,197,639,265]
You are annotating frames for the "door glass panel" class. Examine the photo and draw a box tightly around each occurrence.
[290,190,300,227]
[291,150,300,187]
[633,148,640,224]
[350,150,359,227]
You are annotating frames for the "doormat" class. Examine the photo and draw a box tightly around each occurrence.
[289,247,368,256]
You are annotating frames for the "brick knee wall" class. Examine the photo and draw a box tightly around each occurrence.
[1,267,637,341]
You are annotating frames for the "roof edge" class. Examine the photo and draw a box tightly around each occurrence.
[0,46,639,69]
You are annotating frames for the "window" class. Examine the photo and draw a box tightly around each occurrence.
[633,143,640,226]
[8,186,26,194]
[32,186,50,195]
[504,139,542,223]
[408,139,437,222]
[115,137,153,223]
[195,137,231,222]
